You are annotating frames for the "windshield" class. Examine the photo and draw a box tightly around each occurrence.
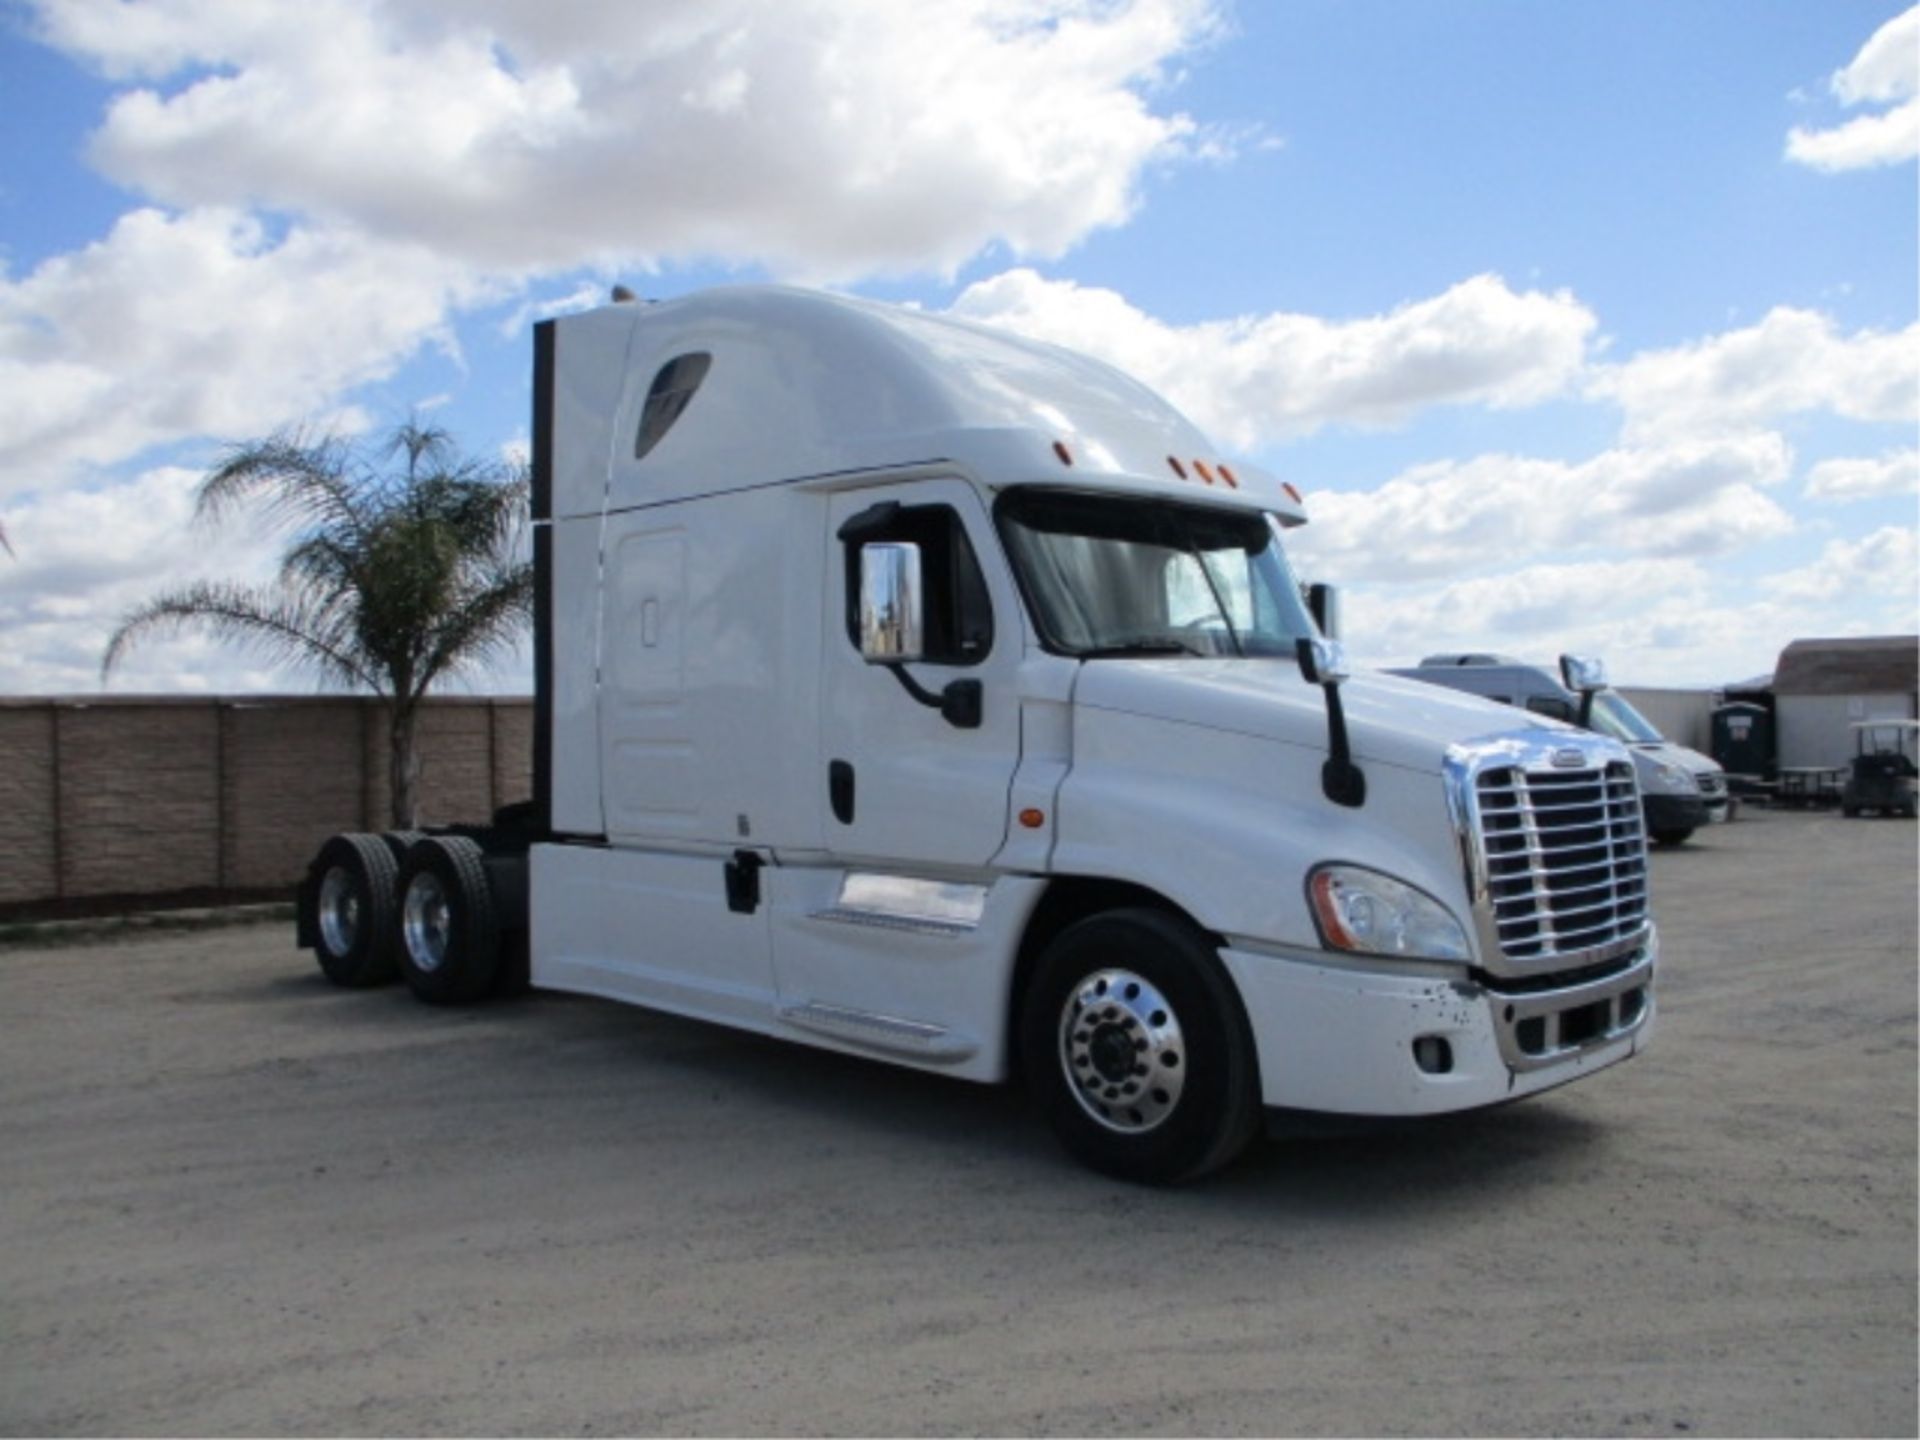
[1587,689,1665,744]
[996,489,1320,658]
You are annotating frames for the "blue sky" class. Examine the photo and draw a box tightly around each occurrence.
[1,0,1914,693]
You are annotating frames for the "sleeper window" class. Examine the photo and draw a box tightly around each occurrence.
[634,352,711,460]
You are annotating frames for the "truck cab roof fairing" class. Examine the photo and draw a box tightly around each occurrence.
[544,285,1305,525]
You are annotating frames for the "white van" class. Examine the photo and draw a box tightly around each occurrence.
[298,287,1656,1182]
[1393,656,1729,844]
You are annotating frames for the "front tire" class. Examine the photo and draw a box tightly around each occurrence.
[1651,827,1694,846]
[1020,908,1260,1184]
[308,834,400,988]
[396,836,500,1005]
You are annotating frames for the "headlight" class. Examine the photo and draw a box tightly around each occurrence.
[1652,762,1693,793]
[1307,864,1471,962]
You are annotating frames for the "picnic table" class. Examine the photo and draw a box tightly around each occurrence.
[1775,766,1844,807]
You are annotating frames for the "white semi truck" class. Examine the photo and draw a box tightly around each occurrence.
[298,286,1656,1182]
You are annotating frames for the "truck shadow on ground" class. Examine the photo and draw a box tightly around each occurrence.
[507,986,1612,1220]
[245,950,1614,1224]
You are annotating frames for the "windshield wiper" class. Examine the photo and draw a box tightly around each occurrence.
[1075,637,1205,660]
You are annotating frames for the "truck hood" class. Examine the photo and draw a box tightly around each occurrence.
[1072,658,1553,776]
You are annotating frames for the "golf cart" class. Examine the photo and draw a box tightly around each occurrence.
[1841,720,1919,818]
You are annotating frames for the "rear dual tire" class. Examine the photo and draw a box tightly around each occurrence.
[397,835,500,1005]
[310,834,401,988]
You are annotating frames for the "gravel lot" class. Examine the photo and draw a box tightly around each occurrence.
[2,808,1914,1436]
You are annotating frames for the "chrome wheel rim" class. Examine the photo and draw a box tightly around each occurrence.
[403,871,451,973]
[1059,968,1186,1134]
[317,866,359,956]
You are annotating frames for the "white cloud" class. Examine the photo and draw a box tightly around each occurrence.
[1787,97,1920,171]
[1289,434,1796,583]
[949,268,1597,447]
[1764,525,1919,604]
[1831,4,1919,106]
[0,466,284,692]
[1350,546,1919,689]
[1786,5,1920,170]
[1805,448,1920,500]
[1589,307,1920,443]
[0,207,476,500]
[32,0,1225,280]
[1356,558,1707,654]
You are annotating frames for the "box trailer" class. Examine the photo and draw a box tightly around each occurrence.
[298,286,1657,1181]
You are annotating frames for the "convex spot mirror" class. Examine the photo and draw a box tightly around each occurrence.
[859,542,924,663]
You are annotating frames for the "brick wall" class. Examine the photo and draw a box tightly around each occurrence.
[0,696,532,917]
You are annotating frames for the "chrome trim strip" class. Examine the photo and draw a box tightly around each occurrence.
[808,907,975,937]
[778,1001,978,1062]
[1490,948,1655,1071]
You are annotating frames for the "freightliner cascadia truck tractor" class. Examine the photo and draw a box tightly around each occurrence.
[298,286,1657,1182]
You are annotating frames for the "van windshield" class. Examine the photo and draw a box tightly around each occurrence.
[1588,690,1665,745]
[996,489,1319,659]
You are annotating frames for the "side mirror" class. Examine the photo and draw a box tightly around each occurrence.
[1296,635,1351,687]
[1559,653,1607,693]
[1559,653,1607,729]
[1306,582,1341,641]
[1296,636,1364,808]
[859,542,924,663]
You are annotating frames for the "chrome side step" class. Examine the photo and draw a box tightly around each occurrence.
[779,1001,978,1064]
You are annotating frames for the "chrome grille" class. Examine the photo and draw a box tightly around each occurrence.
[1474,759,1649,963]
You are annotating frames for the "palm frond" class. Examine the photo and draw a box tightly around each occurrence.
[106,422,533,706]
[413,565,536,696]
[386,419,454,483]
[196,431,368,540]
[102,580,382,690]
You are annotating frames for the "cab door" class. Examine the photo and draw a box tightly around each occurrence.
[819,478,1023,868]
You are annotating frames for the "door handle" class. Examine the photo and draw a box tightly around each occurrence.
[829,760,855,825]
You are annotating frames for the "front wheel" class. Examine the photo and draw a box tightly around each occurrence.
[1650,827,1694,846]
[1020,908,1261,1184]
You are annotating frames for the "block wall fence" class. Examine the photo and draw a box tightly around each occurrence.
[0,696,532,920]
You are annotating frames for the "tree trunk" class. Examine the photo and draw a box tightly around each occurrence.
[389,701,421,828]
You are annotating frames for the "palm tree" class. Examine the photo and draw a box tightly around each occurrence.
[103,422,532,827]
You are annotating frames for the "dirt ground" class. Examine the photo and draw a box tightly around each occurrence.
[1,808,1914,1436]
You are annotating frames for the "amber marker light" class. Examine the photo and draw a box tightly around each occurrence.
[1053,440,1073,466]
[1167,456,1188,479]
[1218,463,1239,488]
[1018,808,1047,829]
[1193,459,1216,485]
[1282,481,1303,504]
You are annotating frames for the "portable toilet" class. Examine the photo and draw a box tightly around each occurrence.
[1712,701,1775,783]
